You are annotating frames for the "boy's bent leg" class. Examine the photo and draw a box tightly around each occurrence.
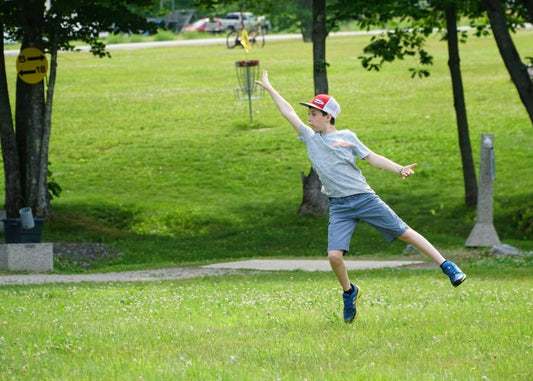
[398,228,466,287]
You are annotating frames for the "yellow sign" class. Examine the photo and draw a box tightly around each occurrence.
[16,47,48,84]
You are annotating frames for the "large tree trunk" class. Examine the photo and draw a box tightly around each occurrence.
[14,2,51,217]
[16,75,47,214]
[483,0,533,127]
[299,0,329,216]
[0,25,24,217]
[445,6,478,206]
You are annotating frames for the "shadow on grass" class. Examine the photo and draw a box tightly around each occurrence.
[38,192,533,272]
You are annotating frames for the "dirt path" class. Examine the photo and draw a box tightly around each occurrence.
[0,267,248,286]
[0,259,427,286]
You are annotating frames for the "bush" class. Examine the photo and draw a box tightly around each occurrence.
[153,29,175,41]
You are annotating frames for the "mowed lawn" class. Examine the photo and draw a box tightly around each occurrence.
[1,266,532,380]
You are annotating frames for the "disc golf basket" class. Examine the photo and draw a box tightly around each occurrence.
[234,60,263,123]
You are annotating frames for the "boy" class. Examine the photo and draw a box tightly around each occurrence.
[255,70,466,324]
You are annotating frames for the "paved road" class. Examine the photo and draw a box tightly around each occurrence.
[3,31,384,56]
[204,259,424,271]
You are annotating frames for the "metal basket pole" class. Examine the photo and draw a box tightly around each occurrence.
[235,60,261,123]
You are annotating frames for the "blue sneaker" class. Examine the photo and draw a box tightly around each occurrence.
[343,283,361,323]
[441,260,466,287]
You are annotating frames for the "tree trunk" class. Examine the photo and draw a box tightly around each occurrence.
[16,77,47,214]
[483,0,533,127]
[298,169,328,215]
[37,22,61,217]
[298,0,329,216]
[14,2,51,217]
[312,0,328,95]
[0,25,24,217]
[445,6,478,206]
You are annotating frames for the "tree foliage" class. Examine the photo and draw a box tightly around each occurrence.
[331,0,533,84]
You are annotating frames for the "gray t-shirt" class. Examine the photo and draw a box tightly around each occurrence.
[298,123,375,197]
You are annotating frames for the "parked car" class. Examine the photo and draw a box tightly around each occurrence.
[182,17,223,33]
[205,12,270,33]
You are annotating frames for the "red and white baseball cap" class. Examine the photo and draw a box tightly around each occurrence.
[299,94,341,118]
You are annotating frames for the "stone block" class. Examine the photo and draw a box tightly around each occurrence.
[0,243,53,271]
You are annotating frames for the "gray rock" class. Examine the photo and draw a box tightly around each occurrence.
[489,244,522,257]
[403,244,420,254]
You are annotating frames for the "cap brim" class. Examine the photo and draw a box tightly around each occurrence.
[299,102,323,111]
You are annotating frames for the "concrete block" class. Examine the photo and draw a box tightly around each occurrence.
[0,243,53,271]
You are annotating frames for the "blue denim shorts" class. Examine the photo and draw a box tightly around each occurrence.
[328,193,410,253]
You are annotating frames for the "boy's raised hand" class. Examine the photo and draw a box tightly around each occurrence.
[400,163,418,180]
[255,69,272,90]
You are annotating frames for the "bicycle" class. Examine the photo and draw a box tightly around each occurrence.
[226,24,265,49]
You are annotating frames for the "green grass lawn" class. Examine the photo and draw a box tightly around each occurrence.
[1,30,532,271]
[1,256,532,380]
[1,31,533,378]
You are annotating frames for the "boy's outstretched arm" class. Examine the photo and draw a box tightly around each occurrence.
[255,70,303,133]
[364,152,418,180]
